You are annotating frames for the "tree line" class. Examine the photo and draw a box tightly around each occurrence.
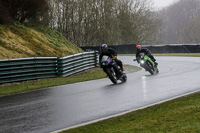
[2,0,200,45]
[48,0,161,46]
[0,0,161,46]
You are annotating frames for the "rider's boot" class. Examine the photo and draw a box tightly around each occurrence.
[121,66,125,73]
[152,58,158,67]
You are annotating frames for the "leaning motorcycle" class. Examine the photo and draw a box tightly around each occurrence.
[101,56,127,84]
[134,53,159,75]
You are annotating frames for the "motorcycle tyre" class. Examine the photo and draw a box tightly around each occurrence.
[107,69,117,84]
[120,74,127,82]
[145,66,154,75]
[154,67,159,74]
[109,75,117,84]
[147,61,154,75]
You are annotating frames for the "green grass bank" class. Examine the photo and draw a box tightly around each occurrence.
[0,22,83,59]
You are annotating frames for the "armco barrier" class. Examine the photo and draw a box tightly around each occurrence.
[57,51,98,77]
[0,51,98,84]
[0,57,58,84]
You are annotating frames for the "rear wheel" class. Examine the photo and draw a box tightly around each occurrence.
[154,67,159,74]
[120,74,127,82]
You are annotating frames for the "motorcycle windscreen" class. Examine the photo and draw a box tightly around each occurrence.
[139,53,145,59]
[101,55,109,62]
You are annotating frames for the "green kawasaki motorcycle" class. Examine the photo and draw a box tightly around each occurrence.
[134,53,159,75]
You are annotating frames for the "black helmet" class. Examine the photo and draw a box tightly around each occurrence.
[101,44,108,52]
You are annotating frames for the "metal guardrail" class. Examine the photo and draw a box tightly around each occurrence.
[0,51,98,84]
[57,51,98,77]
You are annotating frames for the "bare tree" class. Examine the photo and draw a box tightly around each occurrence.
[46,0,160,46]
[157,0,200,44]
[179,16,200,43]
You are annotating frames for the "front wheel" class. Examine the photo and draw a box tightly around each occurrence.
[107,68,117,84]
[145,63,154,75]
[148,68,154,75]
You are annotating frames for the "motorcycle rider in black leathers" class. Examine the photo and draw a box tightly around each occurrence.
[99,44,124,72]
[136,45,158,66]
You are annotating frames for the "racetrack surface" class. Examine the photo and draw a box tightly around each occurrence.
[0,56,200,133]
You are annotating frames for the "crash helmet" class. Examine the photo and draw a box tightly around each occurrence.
[101,44,108,52]
[136,45,142,51]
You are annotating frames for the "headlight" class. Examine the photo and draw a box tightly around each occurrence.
[140,60,145,64]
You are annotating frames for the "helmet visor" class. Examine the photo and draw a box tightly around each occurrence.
[101,47,106,52]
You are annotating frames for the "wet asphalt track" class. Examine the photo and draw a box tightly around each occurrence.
[0,56,200,133]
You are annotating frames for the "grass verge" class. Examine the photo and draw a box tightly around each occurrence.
[0,68,106,96]
[0,65,141,96]
[63,92,200,133]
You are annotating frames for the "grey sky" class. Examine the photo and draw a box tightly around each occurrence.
[152,0,178,9]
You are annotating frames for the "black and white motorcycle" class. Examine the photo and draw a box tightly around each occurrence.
[101,56,127,84]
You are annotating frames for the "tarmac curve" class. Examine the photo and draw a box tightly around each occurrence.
[0,56,200,133]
